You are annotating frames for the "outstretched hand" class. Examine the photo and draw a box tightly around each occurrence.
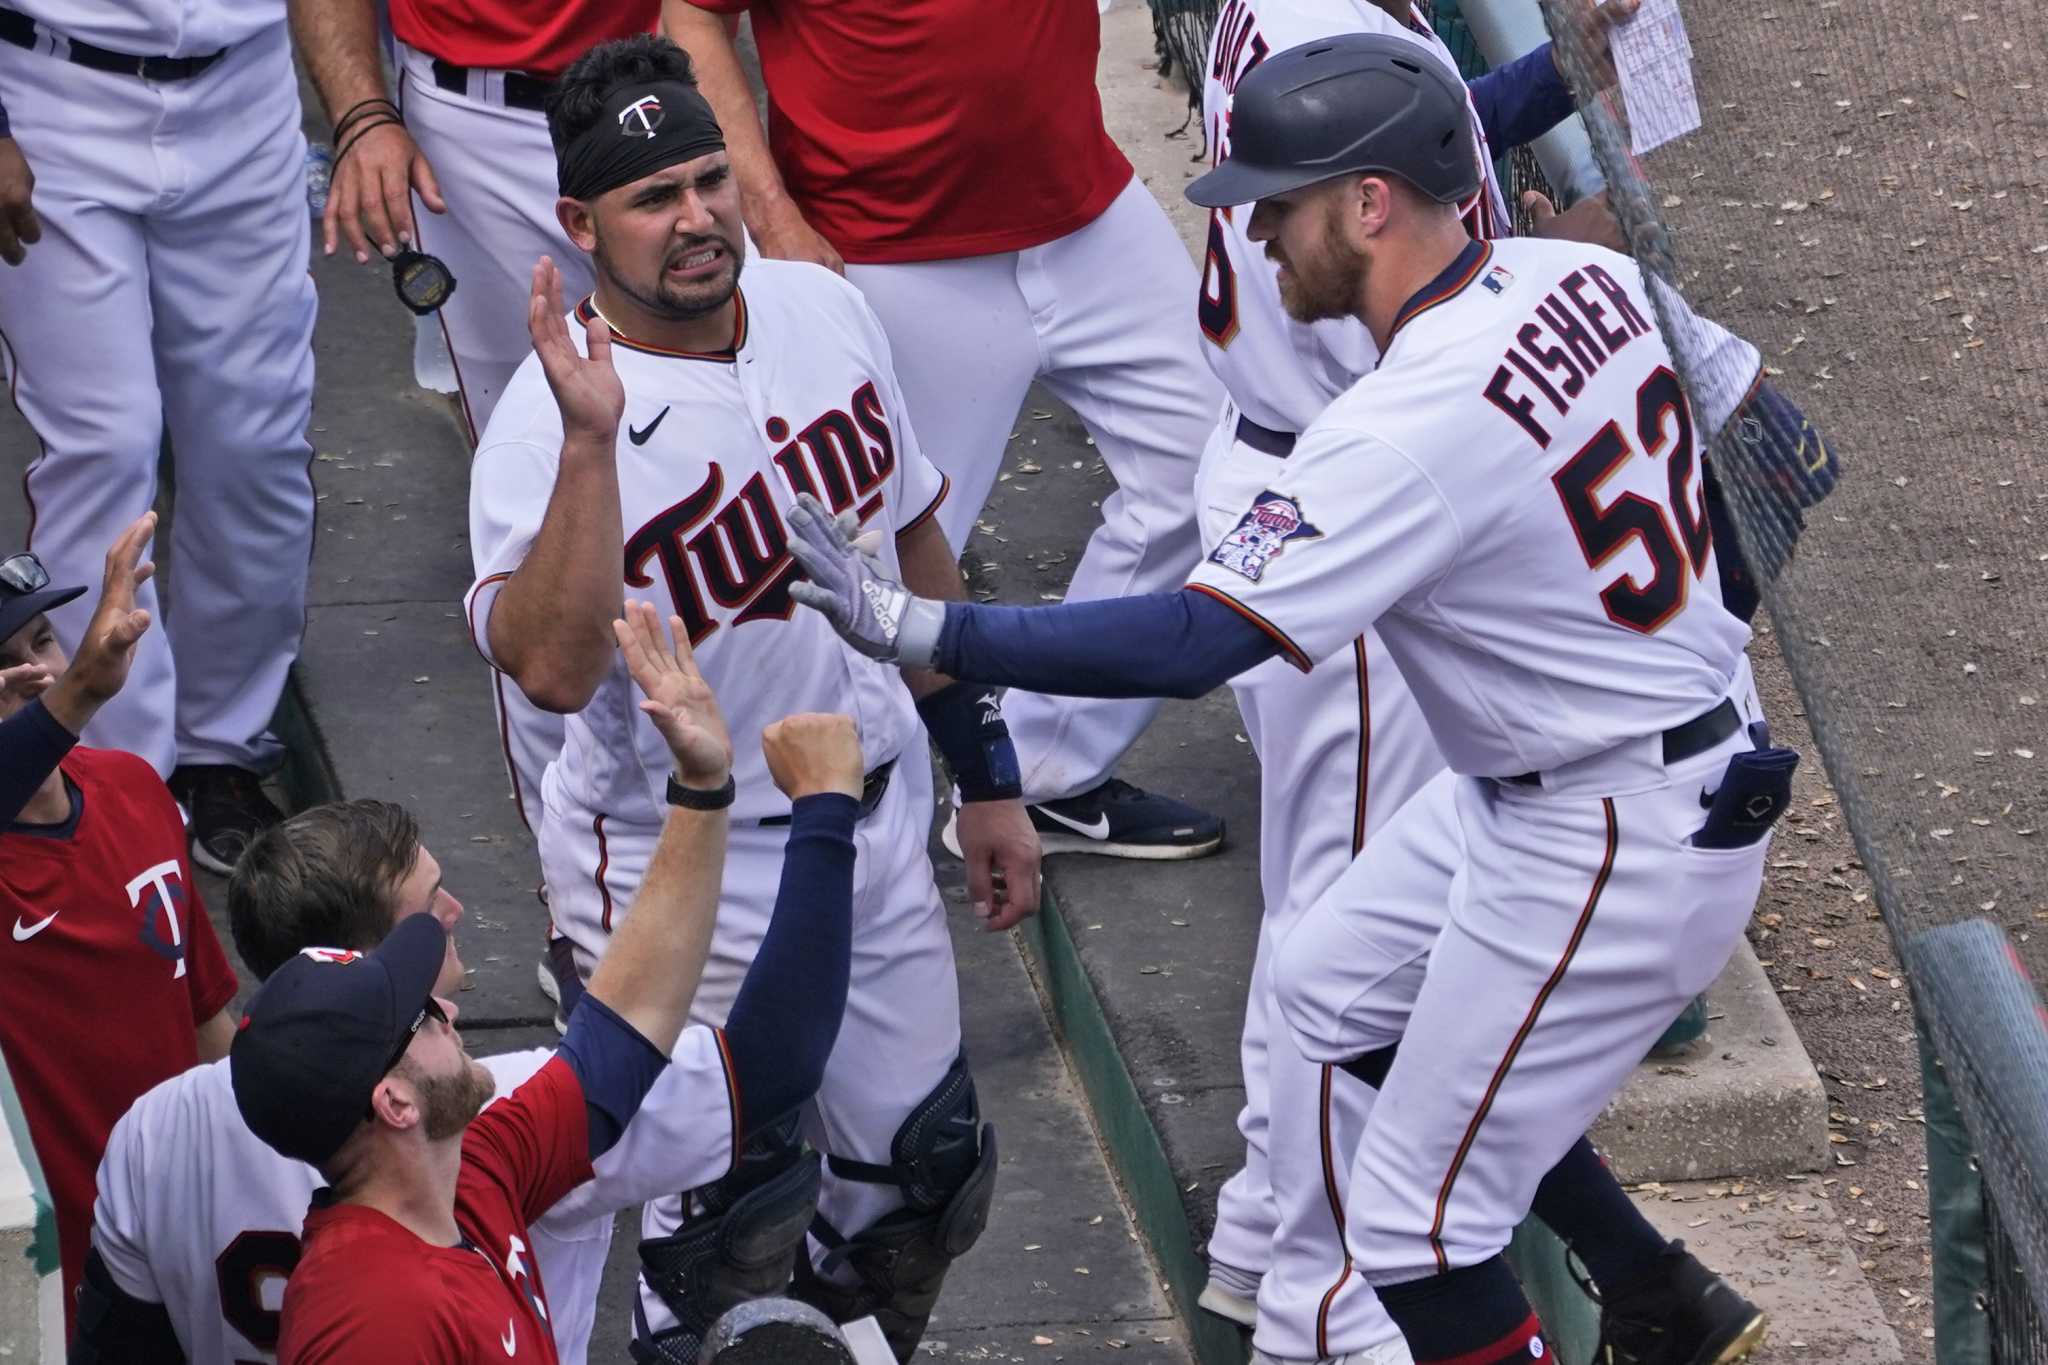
[614,600,733,789]
[529,256,625,441]
[41,511,156,735]
[786,493,936,665]
[1521,190,1628,253]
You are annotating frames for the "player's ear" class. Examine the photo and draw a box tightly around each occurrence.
[556,195,599,253]
[368,1073,423,1134]
[1353,175,1396,241]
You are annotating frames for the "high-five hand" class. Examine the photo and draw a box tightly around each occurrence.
[785,493,945,666]
[529,255,625,442]
[614,600,733,788]
[42,511,157,736]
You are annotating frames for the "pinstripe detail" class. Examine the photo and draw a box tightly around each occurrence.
[594,813,616,933]
[1351,637,1371,856]
[713,1026,743,1171]
[1186,582,1312,671]
[1426,797,1618,1271]
[1313,1062,1355,1357]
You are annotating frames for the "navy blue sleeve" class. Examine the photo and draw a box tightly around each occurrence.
[556,993,671,1160]
[0,91,11,141]
[933,589,1278,700]
[1,700,77,828]
[722,793,858,1136]
[1466,44,1577,151]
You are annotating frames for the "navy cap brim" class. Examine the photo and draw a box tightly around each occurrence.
[1185,157,1329,210]
[375,911,448,1036]
[0,585,86,647]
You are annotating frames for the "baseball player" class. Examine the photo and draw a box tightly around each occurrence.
[662,0,1228,859]
[0,0,317,869]
[787,35,1803,1365]
[77,613,870,1364]
[467,38,1031,1361]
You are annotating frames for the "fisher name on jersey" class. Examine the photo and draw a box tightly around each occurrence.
[467,259,950,830]
[1188,237,1756,779]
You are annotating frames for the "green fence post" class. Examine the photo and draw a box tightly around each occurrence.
[1920,1022,1992,1365]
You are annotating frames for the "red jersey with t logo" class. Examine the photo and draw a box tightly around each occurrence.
[0,745,237,1335]
[278,1056,596,1363]
[684,0,1134,263]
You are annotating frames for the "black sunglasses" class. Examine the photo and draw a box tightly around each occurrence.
[368,996,452,1116]
[0,552,50,598]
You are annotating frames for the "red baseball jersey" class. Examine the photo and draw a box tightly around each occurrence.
[0,746,237,1336]
[686,0,1134,263]
[390,0,659,78]
[278,1056,596,1363]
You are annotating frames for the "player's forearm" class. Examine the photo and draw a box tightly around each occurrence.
[893,515,966,700]
[0,700,77,827]
[720,793,858,1132]
[1465,44,1575,151]
[288,0,388,122]
[581,804,728,1055]
[661,3,799,234]
[933,589,1278,699]
[489,440,625,713]
[194,1007,234,1063]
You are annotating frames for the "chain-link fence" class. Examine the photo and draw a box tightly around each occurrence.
[1542,1,2048,1358]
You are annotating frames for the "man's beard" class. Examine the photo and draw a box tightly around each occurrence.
[401,1056,496,1141]
[596,231,746,323]
[1274,201,1366,325]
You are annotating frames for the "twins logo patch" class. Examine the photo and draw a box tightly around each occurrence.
[1208,490,1321,583]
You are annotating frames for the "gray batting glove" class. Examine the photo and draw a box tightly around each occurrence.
[786,493,946,668]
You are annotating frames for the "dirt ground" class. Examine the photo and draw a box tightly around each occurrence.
[1617,0,2048,1357]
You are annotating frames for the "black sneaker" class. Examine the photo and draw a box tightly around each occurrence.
[1588,1241,1768,1365]
[170,765,286,875]
[1026,778,1224,860]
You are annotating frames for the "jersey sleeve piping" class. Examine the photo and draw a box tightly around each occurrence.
[465,571,512,668]
[895,474,951,540]
[712,1027,741,1174]
[1185,583,1313,673]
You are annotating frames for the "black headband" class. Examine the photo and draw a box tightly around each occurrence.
[558,80,726,202]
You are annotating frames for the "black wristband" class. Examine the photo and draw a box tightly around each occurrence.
[666,773,736,810]
[333,114,403,171]
[917,681,1022,804]
[333,97,400,140]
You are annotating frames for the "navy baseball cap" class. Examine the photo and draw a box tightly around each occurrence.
[230,913,448,1167]
[0,551,85,647]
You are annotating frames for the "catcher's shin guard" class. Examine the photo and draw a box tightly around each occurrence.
[636,1113,822,1363]
[794,1052,999,1362]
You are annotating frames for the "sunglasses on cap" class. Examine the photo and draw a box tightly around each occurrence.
[0,552,51,598]
[367,995,451,1117]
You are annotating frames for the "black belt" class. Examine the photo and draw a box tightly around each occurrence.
[432,57,553,112]
[1504,698,1741,788]
[1235,412,1297,457]
[0,9,225,81]
[760,760,895,826]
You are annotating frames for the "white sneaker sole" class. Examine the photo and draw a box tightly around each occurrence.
[939,810,1223,862]
[187,838,241,877]
[536,958,567,1036]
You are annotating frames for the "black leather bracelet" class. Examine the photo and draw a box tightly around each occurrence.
[666,772,736,810]
[333,96,400,140]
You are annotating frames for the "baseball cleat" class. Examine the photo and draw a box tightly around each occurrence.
[1588,1241,1767,1365]
[171,764,286,876]
[1024,778,1224,859]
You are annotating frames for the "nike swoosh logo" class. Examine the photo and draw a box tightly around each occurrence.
[1035,807,1111,840]
[502,1320,517,1355]
[11,912,57,942]
[628,406,670,446]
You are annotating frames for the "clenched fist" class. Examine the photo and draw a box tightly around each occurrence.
[763,714,865,801]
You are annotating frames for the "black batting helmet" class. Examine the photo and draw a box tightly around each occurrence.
[1186,32,1480,209]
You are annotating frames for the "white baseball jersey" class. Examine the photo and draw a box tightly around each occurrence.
[1198,0,1511,433]
[1188,236,1755,779]
[467,259,948,834]
[90,1036,737,1364]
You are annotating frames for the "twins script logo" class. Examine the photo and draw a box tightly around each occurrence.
[128,859,190,978]
[1208,490,1322,583]
[625,381,900,645]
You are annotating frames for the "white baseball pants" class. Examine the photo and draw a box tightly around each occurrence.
[1275,703,1769,1354]
[0,22,315,776]
[538,755,964,1335]
[844,178,1218,803]
[1192,411,1443,1360]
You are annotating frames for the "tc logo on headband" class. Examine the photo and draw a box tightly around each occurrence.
[618,95,666,140]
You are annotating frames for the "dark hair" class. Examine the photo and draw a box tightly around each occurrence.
[227,800,422,981]
[546,34,699,157]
